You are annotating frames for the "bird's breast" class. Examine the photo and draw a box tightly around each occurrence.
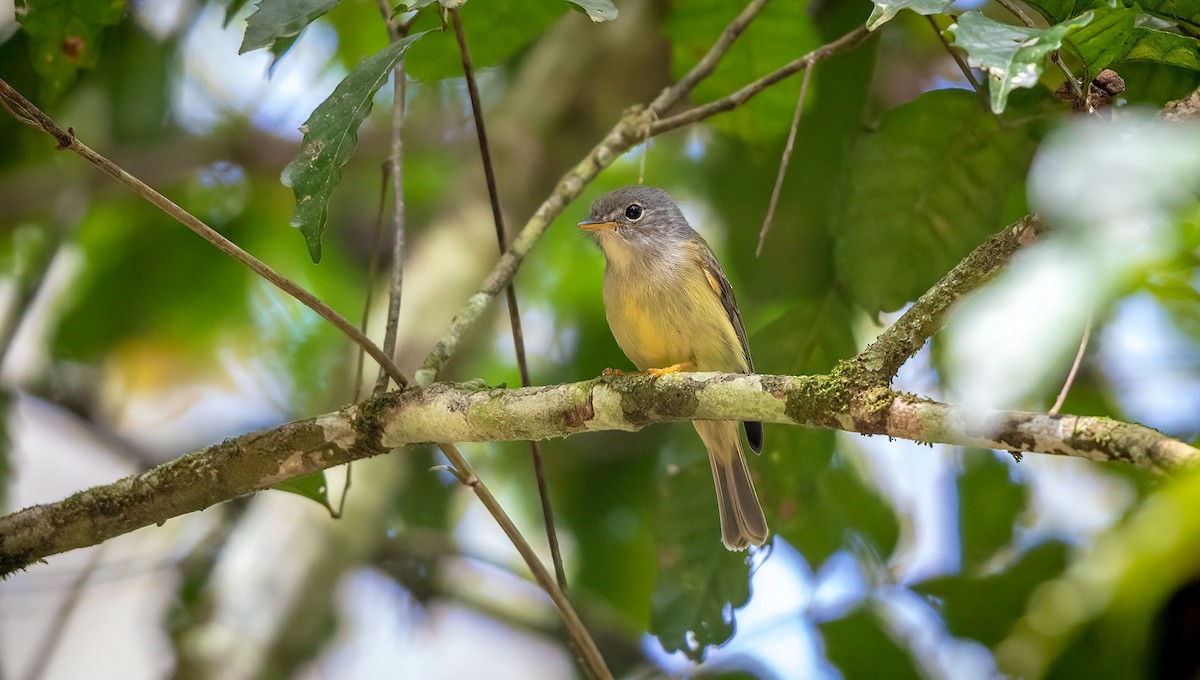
[601,248,745,372]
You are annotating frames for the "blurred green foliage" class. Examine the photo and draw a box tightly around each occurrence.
[5,0,1200,677]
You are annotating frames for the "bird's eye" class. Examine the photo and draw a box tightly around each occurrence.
[625,204,643,220]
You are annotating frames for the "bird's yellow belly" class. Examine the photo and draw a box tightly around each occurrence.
[603,267,745,373]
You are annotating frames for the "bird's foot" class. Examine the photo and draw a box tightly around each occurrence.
[602,367,631,377]
[647,361,695,378]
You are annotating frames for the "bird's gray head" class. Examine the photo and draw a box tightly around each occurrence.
[578,186,696,256]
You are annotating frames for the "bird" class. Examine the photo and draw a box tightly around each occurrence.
[578,185,769,550]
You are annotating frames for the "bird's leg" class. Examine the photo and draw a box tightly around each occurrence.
[647,360,696,377]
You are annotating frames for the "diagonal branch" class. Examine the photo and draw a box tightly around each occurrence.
[450,7,569,595]
[844,215,1046,386]
[650,24,873,135]
[648,0,771,114]
[0,78,410,388]
[3,371,1194,576]
[414,20,873,384]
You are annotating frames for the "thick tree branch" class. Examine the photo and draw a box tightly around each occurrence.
[3,371,1194,576]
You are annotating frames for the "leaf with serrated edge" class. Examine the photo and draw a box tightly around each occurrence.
[281,32,426,263]
[565,0,617,23]
[240,0,342,54]
[833,89,1037,313]
[949,10,1094,113]
[866,0,954,31]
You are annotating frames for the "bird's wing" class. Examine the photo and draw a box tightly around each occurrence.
[696,243,753,373]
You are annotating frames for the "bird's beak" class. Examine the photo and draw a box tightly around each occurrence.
[578,218,618,232]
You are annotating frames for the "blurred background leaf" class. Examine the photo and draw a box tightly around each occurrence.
[3,0,1200,678]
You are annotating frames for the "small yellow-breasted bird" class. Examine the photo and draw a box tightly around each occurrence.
[579,186,769,550]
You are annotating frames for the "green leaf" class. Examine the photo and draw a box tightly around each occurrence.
[16,0,127,100]
[565,0,617,23]
[1019,0,1103,24]
[833,89,1038,314]
[1137,0,1200,31]
[949,10,1095,113]
[222,0,253,27]
[51,198,250,361]
[1123,27,1200,71]
[1062,4,1137,79]
[819,604,923,680]
[281,32,426,263]
[958,450,1026,572]
[1111,60,1200,105]
[650,451,752,661]
[239,0,342,54]
[273,470,336,515]
[916,541,1070,647]
[865,0,954,31]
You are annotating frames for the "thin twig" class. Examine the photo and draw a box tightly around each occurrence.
[21,547,104,680]
[450,7,569,595]
[437,442,612,680]
[756,64,811,257]
[356,165,391,398]
[994,0,1084,100]
[925,15,986,106]
[374,0,410,396]
[416,22,873,384]
[1050,313,1092,415]
[0,78,409,388]
[649,0,771,114]
[651,24,873,135]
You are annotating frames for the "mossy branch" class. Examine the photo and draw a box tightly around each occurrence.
[3,371,1194,576]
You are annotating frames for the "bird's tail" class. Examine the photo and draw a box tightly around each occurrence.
[694,421,769,551]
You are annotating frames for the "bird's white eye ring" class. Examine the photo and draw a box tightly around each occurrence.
[625,204,643,220]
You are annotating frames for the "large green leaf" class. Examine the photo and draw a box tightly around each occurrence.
[1062,4,1137,79]
[16,0,127,100]
[949,10,1095,113]
[1137,0,1200,30]
[1020,0,1103,24]
[819,604,923,680]
[916,541,1070,647]
[650,451,752,661]
[1123,27,1200,71]
[666,0,823,141]
[1112,60,1200,105]
[833,89,1037,314]
[281,32,426,263]
[239,0,342,54]
[958,450,1026,573]
[866,0,955,31]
